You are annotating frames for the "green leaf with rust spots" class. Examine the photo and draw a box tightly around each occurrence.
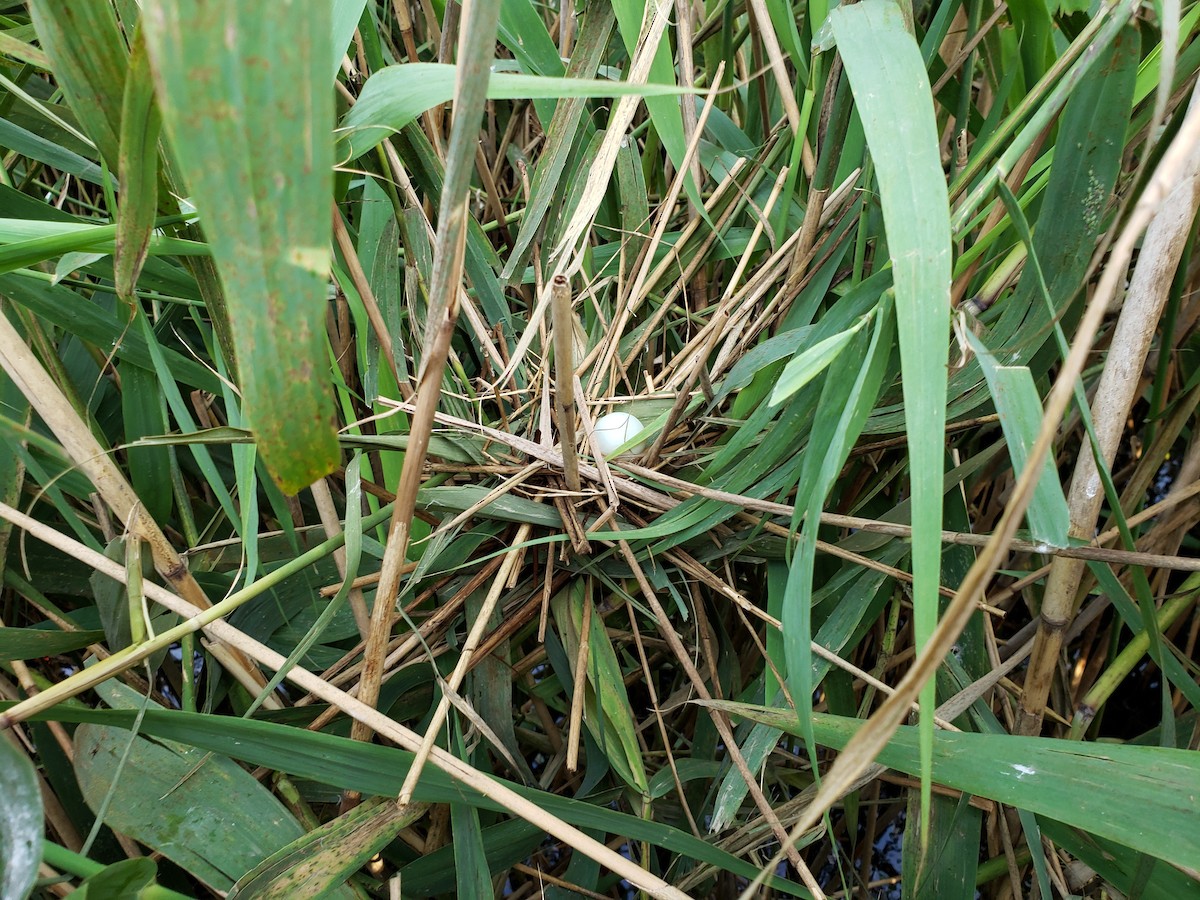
[228,796,421,899]
[142,1,338,493]
[115,25,162,304]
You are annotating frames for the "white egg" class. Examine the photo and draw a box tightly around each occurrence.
[593,412,645,457]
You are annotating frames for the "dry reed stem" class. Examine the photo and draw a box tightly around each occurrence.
[352,0,501,745]
[396,522,533,803]
[609,523,827,897]
[643,312,727,466]
[378,137,506,374]
[547,0,671,272]
[318,563,418,598]
[311,476,370,638]
[785,58,842,289]
[626,596,704,835]
[1018,82,1200,735]
[573,375,622,509]
[745,0,803,140]
[673,0,704,217]
[496,0,673,389]
[619,155,755,375]
[589,64,721,391]
[433,460,544,536]
[350,236,465,743]
[623,461,1200,570]
[551,275,582,493]
[931,1,1010,95]
[654,166,858,389]
[565,584,592,771]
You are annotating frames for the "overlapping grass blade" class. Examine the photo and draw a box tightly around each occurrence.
[74,721,309,892]
[25,0,126,168]
[340,62,696,162]
[227,795,416,899]
[709,701,1200,873]
[963,328,1070,547]
[829,0,952,843]
[114,25,160,304]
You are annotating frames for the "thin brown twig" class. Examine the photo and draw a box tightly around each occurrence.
[607,520,827,898]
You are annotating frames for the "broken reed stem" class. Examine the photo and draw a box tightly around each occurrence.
[311,475,370,638]
[351,284,460,746]
[352,0,503,746]
[551,275,582,493]
[566,584,592,771]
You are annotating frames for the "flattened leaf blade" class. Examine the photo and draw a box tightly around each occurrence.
[142,1,338,493]
[339,63,694,162]
[964,328,1070,547]
[32,704,808,896]
[74,723,307,891]
[551,581,649,794]
[76,857,159,899]
[0,626,106,661]
[0,730,41,900]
